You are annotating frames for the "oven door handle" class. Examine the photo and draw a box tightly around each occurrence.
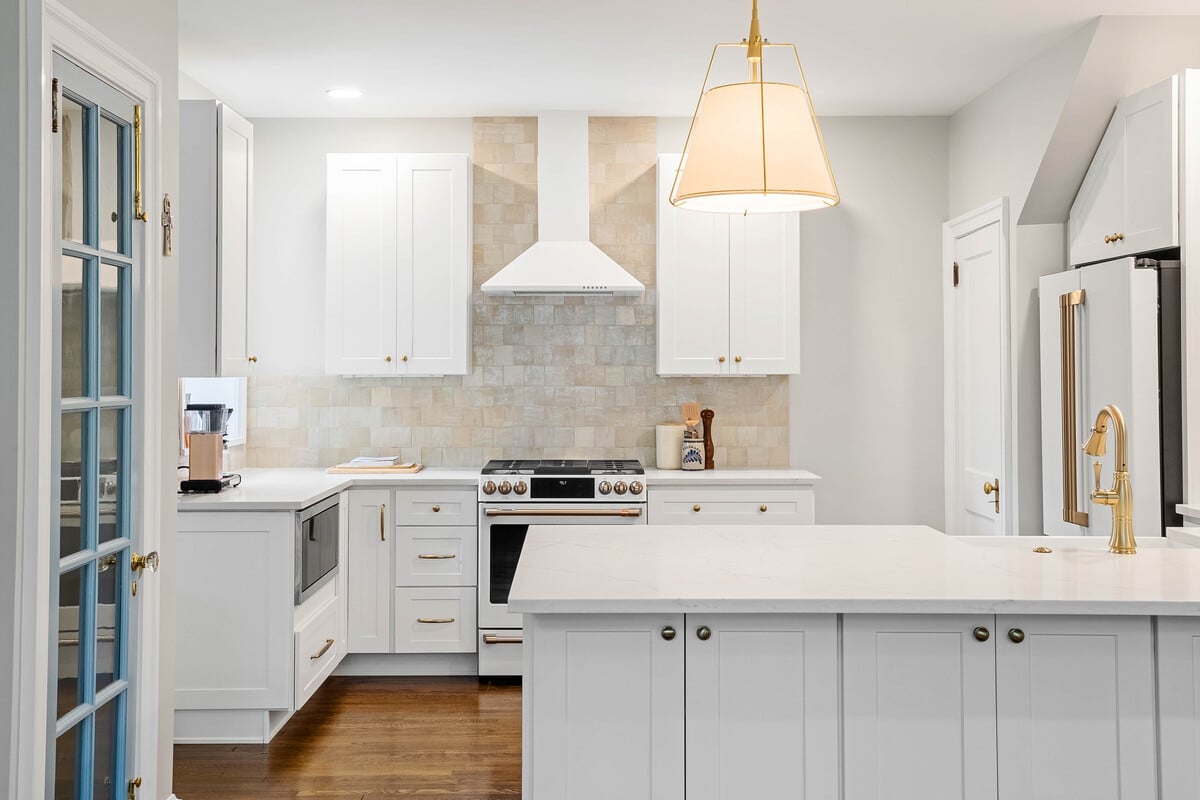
[484,507,642,518]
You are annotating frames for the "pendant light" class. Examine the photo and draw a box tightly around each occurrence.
[670,0,839,213]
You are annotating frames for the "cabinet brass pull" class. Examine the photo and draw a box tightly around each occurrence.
[483,634,523,645]
[417,553,456,559]
[310,638,334,660]
[718,356,726,363]
[248,356,258,363]
[735,355,743,363]
[696,625,712,641]
[417,618,455,624]
[1008,628,1025,644]
[431,504,441,513]
[402,355,409,362]
[973,626,990,642]
[379,504,386,542]
[385,355,392,362]
[661,626,677,641]
[760,504,768,512]
[693,505,701,512]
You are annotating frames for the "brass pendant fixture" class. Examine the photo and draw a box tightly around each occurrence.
[670,0,839,213]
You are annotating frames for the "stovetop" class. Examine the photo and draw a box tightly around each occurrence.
[481,459,645,476]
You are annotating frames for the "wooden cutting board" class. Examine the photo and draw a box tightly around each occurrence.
[326,463,424,474]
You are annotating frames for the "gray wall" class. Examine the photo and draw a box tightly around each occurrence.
[662,116,951,527]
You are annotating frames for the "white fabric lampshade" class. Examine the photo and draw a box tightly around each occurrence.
[671,80,839,213]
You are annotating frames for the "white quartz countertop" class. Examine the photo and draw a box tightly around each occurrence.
[176,467,480,511]
[508,524,1200,616]
[176,466,819,511]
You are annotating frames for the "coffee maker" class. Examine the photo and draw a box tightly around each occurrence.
[181,403,235,493]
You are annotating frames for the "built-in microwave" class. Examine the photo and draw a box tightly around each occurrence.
[295,494,339,605]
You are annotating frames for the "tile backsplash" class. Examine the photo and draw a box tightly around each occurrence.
[245,117,790,469]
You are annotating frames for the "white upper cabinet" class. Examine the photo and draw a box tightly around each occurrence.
[1069,76,1179,266]
[657,155,800,376]
[326,153,472,376]
[178,100,256,377]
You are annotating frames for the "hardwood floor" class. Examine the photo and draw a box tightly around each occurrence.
[173,676,522,799]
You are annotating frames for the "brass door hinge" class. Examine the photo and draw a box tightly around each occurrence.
[51,78,60,133]
[952,261,960,288]
[127,776,142,800]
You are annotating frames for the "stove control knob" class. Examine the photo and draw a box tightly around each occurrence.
[482,481,497,495]
[498,481,513,495]
[629,480,644,496]
[614,481,628,495]
[514,480,528,495]
[598,481,613,495]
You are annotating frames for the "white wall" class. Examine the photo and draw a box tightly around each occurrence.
[949,23,1096,535]
[247,118,474,375]
[662,116,951,527]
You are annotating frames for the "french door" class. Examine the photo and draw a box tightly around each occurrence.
[51,53,148,800]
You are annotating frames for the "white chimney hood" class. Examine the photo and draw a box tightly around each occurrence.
[481,113,645,297]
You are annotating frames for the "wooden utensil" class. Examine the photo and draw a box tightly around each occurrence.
[701,409,715,469]
[681,402,701,438]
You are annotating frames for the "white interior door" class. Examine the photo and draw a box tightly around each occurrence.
[945,205,1008,535]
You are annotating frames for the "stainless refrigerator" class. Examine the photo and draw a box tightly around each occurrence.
[1038,256,1182,537]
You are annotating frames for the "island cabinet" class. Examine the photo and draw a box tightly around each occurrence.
[522,613,838,800]
[843,614,1157,800]
[1156,617,1200,800]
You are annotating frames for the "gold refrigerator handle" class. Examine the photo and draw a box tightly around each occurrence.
[1059,289,1089,526]
[484,508,643,518]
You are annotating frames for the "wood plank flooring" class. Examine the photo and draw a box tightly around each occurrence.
[173,676,522,799]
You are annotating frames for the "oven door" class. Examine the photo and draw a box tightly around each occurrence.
[477,503,646,630]
[296,494,339,605]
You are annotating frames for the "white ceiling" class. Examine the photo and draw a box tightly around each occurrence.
[179,1,1200,118]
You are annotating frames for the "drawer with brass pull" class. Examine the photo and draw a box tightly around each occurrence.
[294,595,342,710]
[395,525,477,587]
[394,587,477,653]
[647,486,815,525]
[394,489,476,526]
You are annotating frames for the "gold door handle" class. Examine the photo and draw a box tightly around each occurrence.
[432,505,440,513]
[1058,290,1089,526]
[983,480,1000,514]
[309,638,334,660]
[1008,628,1025,644]
[417,618,455,624]
[131,551,160,574]
[973,626,991,642]
[693,504,701,512]
[379,504,386,542]
[417,553,456,559]
[759,504,768,512]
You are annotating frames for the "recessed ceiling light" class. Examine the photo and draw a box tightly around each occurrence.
[326,87,362,100]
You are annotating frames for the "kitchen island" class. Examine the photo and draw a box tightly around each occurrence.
[509,524,1200,800]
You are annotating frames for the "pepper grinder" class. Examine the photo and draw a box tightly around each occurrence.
[701,408,715,470]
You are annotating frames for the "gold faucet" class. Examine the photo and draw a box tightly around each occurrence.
[1081,404,1135,554]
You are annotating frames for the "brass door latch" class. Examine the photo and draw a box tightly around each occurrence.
[983,479,1000,514]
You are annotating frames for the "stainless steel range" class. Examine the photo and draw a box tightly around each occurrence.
[477,459,647,676]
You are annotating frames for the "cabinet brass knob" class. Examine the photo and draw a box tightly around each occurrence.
[661,626,676,641]
[1008,628,1025,644]
[693,504,701,512]
[402,355,409,362]
[760,504,768,512]
[385,355,392,362]
[735,356,743,363]
[432,505,441,513]
[248,356,258,363]
[973,626,990,642]
[696,625,712,641]
[718,356,726,363]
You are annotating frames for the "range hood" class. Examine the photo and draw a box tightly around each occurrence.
[481,113,645,297]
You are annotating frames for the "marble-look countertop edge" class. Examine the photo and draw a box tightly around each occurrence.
[508,597,1200,616]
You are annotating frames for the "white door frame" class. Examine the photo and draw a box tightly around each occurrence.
[16,3,165,797]
[942,198,1014,535]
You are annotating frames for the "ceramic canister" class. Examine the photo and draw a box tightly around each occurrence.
[681,437,705,471]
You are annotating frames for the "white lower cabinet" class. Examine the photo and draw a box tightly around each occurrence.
[647,485,815,525]
[523,613,837,800]
[843,615,998,800]
[346,489,393,653]
[394,587,477,653]
[294,594,341,709]
[842,614,1156,800]
[1157,616,1200,800]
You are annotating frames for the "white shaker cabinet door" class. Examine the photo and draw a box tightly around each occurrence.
[657,155,730,376]
[326,154,399,375]
[685,614,838,800]
[345,489,393,653]
[995,615,1157,800]
[1069,76,1178,266]
[728,212,800,375]
[523,613,685,800]
[1158,616,1200,800]
[217,104,255,376]
[842,615,998,800]
[398,154,472,376]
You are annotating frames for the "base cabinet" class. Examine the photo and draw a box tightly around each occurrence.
[523,613,838,800]
[346,489,393,653]
[647,485,816,525]
[1158,617,1200,800]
